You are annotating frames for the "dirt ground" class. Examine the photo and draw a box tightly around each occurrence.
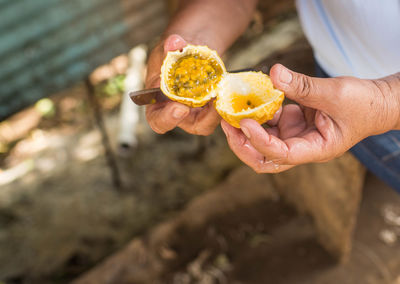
[72,167,400,284]
[174,173,400,284]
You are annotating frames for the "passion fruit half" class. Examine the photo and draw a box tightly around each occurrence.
[160,45,226,107]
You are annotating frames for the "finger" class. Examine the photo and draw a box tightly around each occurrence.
[163,34,187,53]
[269,64,341,111]
[266,106,282,127]
[146,102,190,134]
[145,34,188,88]
[145,43,164,88]
[276,104,307,139]
[239,119,290,163]
[241,116,333,165]
[279,108,340,164]
[221,121,293,173]
[146,75,161,89]
[277,115,335,165]
[178,102,221,135]
[265,126,279,137]
[281,134,326,164]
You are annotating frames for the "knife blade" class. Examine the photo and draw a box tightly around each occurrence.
[129,66,269,106]
[129,88,165,106]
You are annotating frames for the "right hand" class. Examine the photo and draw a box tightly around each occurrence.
[220,64,400,173]
[145,34,221,136]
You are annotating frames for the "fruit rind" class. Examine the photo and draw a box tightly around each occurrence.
[214,72,284,128]
[160,45,226,107]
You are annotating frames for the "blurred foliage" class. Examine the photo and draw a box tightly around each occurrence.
[94,74,126,110]
[0,142,8,154]
[95,75,126,98]
[35,98,56,118]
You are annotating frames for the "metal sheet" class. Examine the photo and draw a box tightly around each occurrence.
[0,0,167,120]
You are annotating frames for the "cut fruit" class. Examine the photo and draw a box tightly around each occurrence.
[160,45,226,107]
[160,45,284,128]
[215,72,284,128]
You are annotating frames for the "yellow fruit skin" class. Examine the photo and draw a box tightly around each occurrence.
[170,96,211,108]
[216,91,284,128]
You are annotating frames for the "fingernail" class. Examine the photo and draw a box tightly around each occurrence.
[172,107,187,119]
[241,126,251,139]
[279,66,293,84]
[164,34,186,52]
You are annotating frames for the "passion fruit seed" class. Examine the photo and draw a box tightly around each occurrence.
[168,54,223,99]
[231,93,265,113]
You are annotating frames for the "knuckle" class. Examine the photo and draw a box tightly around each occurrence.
[335,77,352,98]
[296,75,313,99]
[331,77,362,112]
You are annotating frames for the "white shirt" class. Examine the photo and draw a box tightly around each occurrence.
[296,0,400,79]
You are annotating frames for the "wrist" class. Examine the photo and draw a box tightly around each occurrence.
[160,0,257,56]
[372,73,400,131]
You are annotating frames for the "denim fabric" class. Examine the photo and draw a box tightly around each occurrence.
[314,62,400,193]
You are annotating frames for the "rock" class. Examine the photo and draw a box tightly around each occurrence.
[382,204,400,227]
[379,229,397,246]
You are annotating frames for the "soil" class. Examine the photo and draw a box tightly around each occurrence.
[74,169,400,284]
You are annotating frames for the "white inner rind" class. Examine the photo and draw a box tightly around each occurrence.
[215,72,283,115]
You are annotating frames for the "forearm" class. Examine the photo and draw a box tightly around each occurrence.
[163,0,258,54]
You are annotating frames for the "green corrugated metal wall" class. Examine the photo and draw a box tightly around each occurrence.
[0,0,167,120]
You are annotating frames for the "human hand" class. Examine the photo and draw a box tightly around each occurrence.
[145,34,221,135]
[221,64,400,173]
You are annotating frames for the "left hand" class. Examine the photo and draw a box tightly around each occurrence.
[221,64,400,173]
[145,34,221,136]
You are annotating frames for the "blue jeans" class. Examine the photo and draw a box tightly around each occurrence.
[315,63,400,193]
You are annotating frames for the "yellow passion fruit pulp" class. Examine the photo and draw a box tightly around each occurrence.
[168,54,224,99]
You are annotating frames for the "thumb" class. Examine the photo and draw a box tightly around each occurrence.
[145,34,187,88]
[270,64,337,110]
[163,34,187,54]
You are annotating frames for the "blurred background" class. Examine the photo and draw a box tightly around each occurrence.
[0,0,400,283]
